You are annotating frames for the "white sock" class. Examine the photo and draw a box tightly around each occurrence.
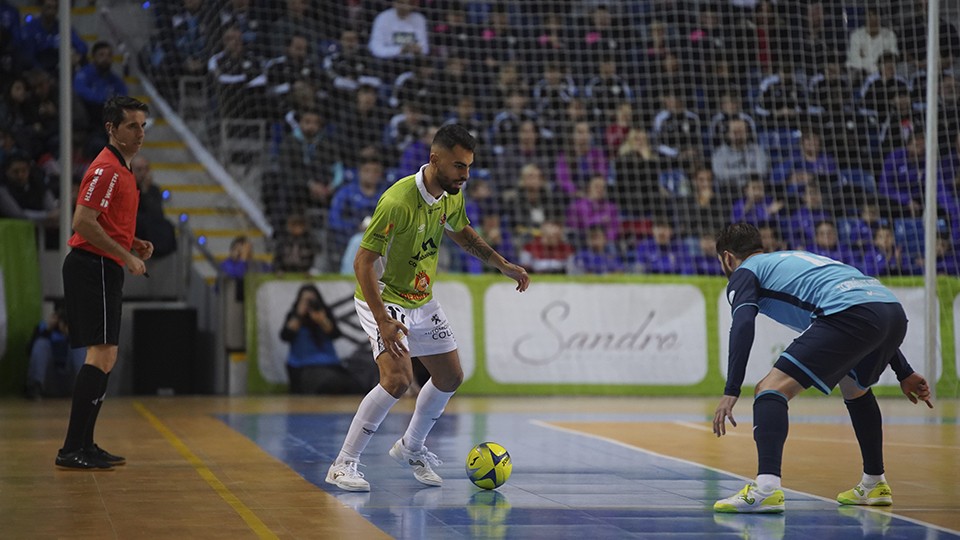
[402,379,454,452]
[337,385,398,463]
[861,473,886,487]
[755,474,781,493]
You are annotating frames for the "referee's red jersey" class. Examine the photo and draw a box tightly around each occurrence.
[68,145,140,266]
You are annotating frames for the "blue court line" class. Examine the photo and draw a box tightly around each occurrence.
[219,412,960,539]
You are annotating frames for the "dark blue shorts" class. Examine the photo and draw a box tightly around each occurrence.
[774,302,907,394]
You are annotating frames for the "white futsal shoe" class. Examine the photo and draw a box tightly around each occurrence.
[325,460,370,492]
[389,438,443,486]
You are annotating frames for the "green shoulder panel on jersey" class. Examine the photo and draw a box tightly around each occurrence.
[355,173,469,309]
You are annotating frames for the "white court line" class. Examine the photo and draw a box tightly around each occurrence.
[674,420,960,450]
[531,419,960,536]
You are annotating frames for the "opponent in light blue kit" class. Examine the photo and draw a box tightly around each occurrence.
[711,223,932,513]
[325,125,530,492]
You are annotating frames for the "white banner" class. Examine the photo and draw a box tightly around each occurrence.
[718,287,941,388]
[484,283,708,384]
[255,280,474,385]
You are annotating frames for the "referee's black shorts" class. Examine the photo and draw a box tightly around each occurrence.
[774,302,908,394]
[62,248,124,348]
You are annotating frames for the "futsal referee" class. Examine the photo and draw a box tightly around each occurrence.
[56,96,153,470]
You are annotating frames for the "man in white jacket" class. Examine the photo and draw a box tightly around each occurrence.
[846,7,898,76]
[368,0,429,60]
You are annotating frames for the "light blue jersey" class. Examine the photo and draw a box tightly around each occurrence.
[730,251,900,333]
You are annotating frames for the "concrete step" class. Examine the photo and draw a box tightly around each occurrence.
[140,141,192,163]
[151,163,212,186]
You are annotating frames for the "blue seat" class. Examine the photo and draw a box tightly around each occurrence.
[757,129,801,163]
[837,169,877,193]
[894,218,925,258]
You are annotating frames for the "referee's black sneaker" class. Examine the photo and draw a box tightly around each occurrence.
[86,444,126,465]
[55,448,114,470]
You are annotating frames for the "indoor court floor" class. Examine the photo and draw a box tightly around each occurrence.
[1,395,958,539]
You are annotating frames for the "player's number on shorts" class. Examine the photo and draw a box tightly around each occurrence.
[386,305,407,325]
[780,251,833,267]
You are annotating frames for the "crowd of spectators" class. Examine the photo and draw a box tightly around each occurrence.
[0,0,135,246]
[7,0,960,279]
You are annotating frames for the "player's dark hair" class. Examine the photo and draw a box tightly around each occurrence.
[715,222,763,259]
[432,124,477,152]
[103,96,149,130]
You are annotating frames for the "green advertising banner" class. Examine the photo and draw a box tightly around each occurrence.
[0,220,43,396]
[245,273,959,398]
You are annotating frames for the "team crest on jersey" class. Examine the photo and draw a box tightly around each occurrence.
[439,213,446,226]
[413,271,430,292]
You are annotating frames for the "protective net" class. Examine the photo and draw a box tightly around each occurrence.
[134,0,960,279]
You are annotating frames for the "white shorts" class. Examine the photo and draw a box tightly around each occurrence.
[354,297,458,360]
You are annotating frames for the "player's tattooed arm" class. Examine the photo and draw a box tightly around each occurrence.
[448,225,496,263]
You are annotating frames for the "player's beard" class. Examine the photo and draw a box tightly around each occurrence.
[436,169,465,195]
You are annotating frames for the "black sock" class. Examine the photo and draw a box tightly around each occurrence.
[62,365,107,453]
[754,391,789,477]
[82,372,110,449]
[845,388,884,476]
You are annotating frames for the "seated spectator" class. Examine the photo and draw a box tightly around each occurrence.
[845,6,898,77]
[399,125,437,176]
[155,0,208,87]
[632,219,685,274]
[0,151,58,227]
[711,119,771,195]
[526,12,569,71]
[612,128,661,217]
[754,63,807,130]
[758,221,787,253]
[932,233,960,275]
[675,167,727,237]
[367,0,429,62]
[730,176,784,227]
[708,91,757,149]
[474,2,523,72]
[685,231,724,276]
[652,91,701,160]
[554,120,608,196]
[209,0,266,56]
[565,175,620,245]
[20,0,87,73]
[281,284,368,394]
[207,26,266,119]
[273,214,320,273]
[878,132,926,217]
[22,69,59,158]
[388,55,440,112]
[0,0,22,81]
[856,225,915,276]
[323,29,383,112]
[0,78,44,159]
[25,303,85,400]
[783,182,833,248]
[807,55,868,169]
[575,3,634,69]
[462,181,514,274]
[493,119,553,194]
[278,108,340,209]
[132,156,177,259]
[500,163,567,242]
[74,42,128,136]
[572,224,624,275]
[265,34,325,117]
[876,91,923,159]
[328,157,387,255]
[489,87,539,157]
[806,220,856,263]
[384,100,432,164]
[584,55,634,127]
[776,131,839,185]
[603,103,636,161]
[267,0,320,58]
[336,84,388,168]
[531,61,577,139]
[220,235,266,283]
[518,218,574,274]
[442,96,484,144]
[430,1,473,59]
[857,52,909,121]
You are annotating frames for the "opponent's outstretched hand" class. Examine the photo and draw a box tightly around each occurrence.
[900,372,933,408]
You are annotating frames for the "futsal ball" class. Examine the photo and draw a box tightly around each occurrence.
[465,442,512,490]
